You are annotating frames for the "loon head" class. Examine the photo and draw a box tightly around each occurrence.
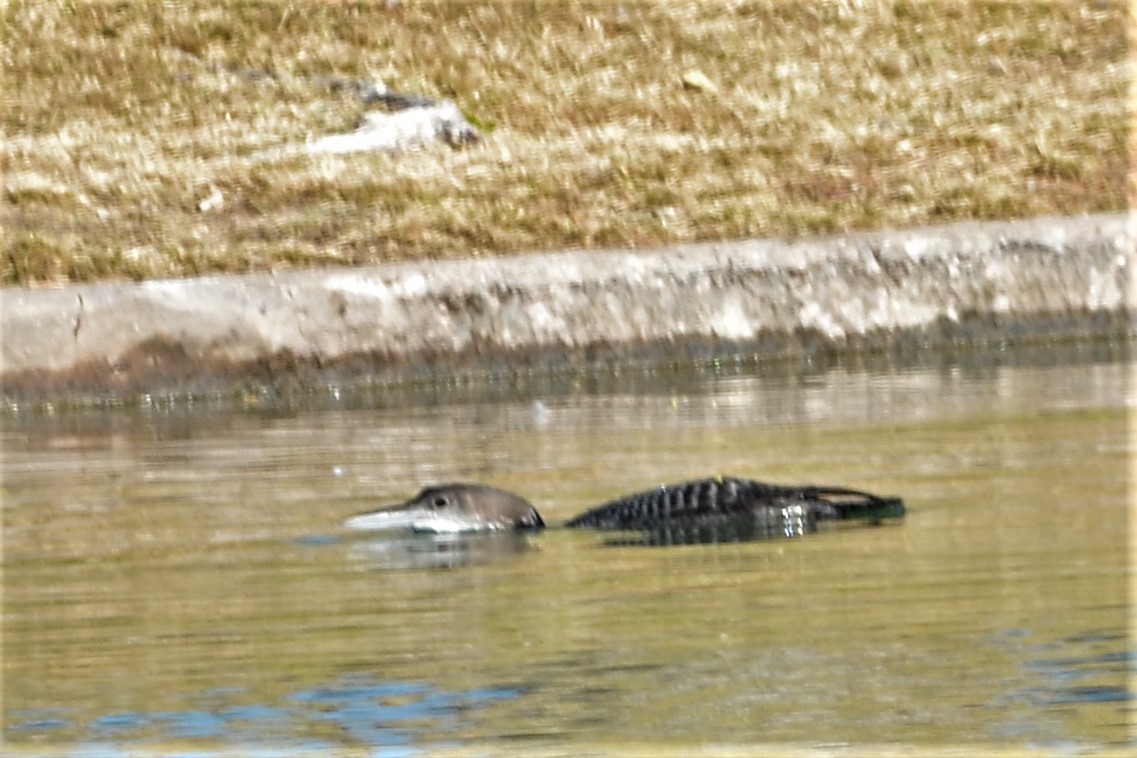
[344,483,545,534]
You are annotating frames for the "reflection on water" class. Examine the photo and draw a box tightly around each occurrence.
[2,341,1132,753]
[345,532,539,571]
[597,513,905,548]
[9,675,521,750]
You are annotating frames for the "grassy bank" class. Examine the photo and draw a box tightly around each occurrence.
[1,1,1129,286]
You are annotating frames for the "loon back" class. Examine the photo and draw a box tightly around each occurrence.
[344,483,545,533]
[564,476,905,532]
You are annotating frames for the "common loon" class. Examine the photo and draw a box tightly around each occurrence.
[344,477,904,538]
[343,483,545,533]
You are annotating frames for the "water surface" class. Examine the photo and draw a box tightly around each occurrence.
[3,343,1132,753]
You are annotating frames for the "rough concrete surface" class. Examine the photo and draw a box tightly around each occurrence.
[1,213,1133,402]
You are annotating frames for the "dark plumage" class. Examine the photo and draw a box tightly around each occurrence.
[564,476,905,532]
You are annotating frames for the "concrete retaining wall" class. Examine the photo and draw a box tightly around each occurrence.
[1,213,1132,401]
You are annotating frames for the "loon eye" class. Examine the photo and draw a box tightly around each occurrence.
[432,496,449,509]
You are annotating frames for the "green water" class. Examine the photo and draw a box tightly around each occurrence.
[2,343,1131,753]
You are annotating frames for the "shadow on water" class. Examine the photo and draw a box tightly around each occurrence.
[2,339,1132,753]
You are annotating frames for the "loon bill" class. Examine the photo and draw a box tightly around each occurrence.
[344,483,545,534]
[564,476,906,533]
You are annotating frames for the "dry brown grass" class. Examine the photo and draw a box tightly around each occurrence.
[1,1,1129,286]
